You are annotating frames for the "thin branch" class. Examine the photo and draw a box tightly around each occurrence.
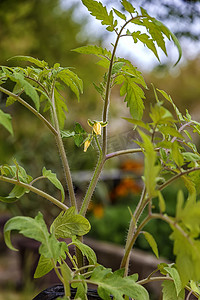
[106,147,160,160]
[158,167,200,192]
[0,86,57,135]
[0,175,68,211]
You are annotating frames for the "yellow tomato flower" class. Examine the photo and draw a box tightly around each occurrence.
[84,139,91,152]
[93,122,101,135]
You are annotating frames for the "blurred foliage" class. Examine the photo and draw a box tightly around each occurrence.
[145,58,200,116]
[88,177,187,260]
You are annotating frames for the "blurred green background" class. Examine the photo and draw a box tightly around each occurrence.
[0,0,200,298]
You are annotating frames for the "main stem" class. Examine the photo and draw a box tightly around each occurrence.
[51,87,77,210]
[80,21,132,217]
[120,187,148,273]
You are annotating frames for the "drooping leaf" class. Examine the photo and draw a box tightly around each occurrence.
[4,212,50,251]
[34,255,54,278]
[143,18,167,56]
[9,72,40,111]
[72,236,97,265]
[0,163,32,183]
[8,55,48,68]
[131,31,159,61]
[42,167,65,203]
[0,109,13,135]
[162,280,185,300]
[0,185,29,203]
[157,89,184,121]
[164,266,183,296]
[57,69,83,101]
[60,263,72,297]
[142,231,159,258]
[50,207,91,238]
[152,20,182,65]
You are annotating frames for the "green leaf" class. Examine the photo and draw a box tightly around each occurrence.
[61,123,87,147]
[143,18,167,56]
[0,163,33,186]
[54,87,68,129]
[0,109,13,135]
[190,280,200,295]
[73,45,111,59]
[34,255,54,278]
[139,130,160,197]
[131,31,159,61]
[170,227,200,285]
[149,103,174,125]
[123,117,150,130]
[50,207,91,238]
[112,62,124,75]
[10,72,40,111]
[81,0,116,31]
[157,89,184,121]
[164,266,182,296]
[60,263,72,297]
[113,8,126,21]
[57,69,83,101]
[121,0,136,14]
[72,236,97,265]
[152,20,182,65]
[0,185,29,203]
[120,77,145,120]
[4,212,50,251]
[158,191,166,213]
[8,56,48,68]
[142,231,159,258]
[159,126,183,139]
[162,280,185,300]
[171,141,184,167]
[90,265,149,300]
[42,167,65,203]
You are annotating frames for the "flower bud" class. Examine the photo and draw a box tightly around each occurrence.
[93,122,101,135]
[84,140,91,152]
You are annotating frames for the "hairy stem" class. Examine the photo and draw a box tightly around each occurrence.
[0,175,68,211]
[120,187,148,272]
[79,153,105,216]
[51,87,77,210]
[0,86,57,135]
[80,17,139,216]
